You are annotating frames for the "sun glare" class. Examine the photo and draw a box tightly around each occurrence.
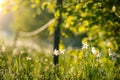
[0,0,3,12]
[0,0,3,3]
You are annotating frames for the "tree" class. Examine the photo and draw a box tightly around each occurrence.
[59,0,120,52]
[3,0,120,52]
[10,0,53,32]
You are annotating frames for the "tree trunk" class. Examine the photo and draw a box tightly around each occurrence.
[53,0,62,66]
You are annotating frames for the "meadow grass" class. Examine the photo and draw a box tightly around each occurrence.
[0,43,120,80]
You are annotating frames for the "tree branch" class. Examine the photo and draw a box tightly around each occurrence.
[19,19,54,37]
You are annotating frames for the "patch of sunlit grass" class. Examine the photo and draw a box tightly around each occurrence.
[0,42,120,79]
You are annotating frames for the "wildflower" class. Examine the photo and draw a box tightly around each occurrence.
[111,57,117,61]
[108,48,110,52]
[54,49,59,56]
[108,48,118,61]
[77,73,80,78]
[108,48,112,56]
[91,47,96,54]
[12,48,18,56]
[111,52,118,61]
[26,56,32,60]
[1,44,6,52]
[20,50,25,54]
[45,59,48,62]
[53,49,65,55]
[97,52,102,58]
[109,53,113,57]
[59,49,65,54]
[99,69,105,76]
[82,42,89,49]
[112,52,117,57]
[112,5,116,12]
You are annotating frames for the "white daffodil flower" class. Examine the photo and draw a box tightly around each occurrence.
[26,56,32,60]
[91,47,96,54]
[97,52,102,58]
[54,49,59,56]
[59,49,65,54]
[1,45,6,52]
[12,48,18,56]
[82,42,89,49]
[108,48,112,56]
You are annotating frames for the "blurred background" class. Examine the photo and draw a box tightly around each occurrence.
[0,0,120,53]
[0,0,54,52]
[0,1,120,79]
[0,0,83,52]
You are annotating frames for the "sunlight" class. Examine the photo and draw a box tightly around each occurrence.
[0,0,3,3]
[0,0,3,12]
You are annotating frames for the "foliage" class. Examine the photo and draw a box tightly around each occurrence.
[10,0,53,32]
[59,0,120,52]
[2,0,120,51]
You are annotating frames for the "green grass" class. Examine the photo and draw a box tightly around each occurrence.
[0,44,120,80]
